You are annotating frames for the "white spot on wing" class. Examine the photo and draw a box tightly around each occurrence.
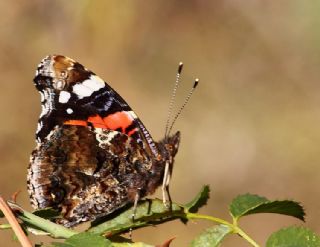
[66,108,73,114]
[59,91,71,103]
[73,84,93,98]
[83,75,105,91]
[73,75,105,99]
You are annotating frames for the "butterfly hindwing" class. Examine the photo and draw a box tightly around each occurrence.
[28,124,161,226]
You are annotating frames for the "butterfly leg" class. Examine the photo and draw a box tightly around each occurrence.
[131,192,140,222]
[162,161,172,209]
[129,191,140,239]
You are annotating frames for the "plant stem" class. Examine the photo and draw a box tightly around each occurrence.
[0,196,33,247]
[233,226,260,247]
[7,201,77,239]
[187,213,234,228]
[186,213,260,247]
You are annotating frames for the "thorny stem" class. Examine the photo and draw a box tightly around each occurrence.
[1,200,260,247]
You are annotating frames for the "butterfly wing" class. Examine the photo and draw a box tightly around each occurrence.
[28,125,161,226]
[28,55,181,227]
[34,55,159,157]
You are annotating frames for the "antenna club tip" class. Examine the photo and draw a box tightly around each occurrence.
[178,62,184,73]
[193,78,199,88]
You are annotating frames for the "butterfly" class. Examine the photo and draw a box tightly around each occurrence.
[27,55,197,227]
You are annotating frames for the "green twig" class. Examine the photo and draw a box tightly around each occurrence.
[233,226,260,247]
[186,212,260,247]
[88,199,184,235]
[4,198,260,246]
[7,201,77,239]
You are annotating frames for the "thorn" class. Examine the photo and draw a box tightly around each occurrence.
[11,190,21,203]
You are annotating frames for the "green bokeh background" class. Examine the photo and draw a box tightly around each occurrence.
[1,1,320,246]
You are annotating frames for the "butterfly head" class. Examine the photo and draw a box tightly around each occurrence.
[159,131,181,159]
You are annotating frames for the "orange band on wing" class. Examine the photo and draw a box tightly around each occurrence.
[63,112,136,135]
[64,120,88,126]
[102,111,134,131]
[87,115,107,128]
[127,128,138,137]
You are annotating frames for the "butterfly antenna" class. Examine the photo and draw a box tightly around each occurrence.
[164,62,184,139]
[167,78,199,136]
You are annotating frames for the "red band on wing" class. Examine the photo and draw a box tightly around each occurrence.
[64,111,137,136]
[127,128,138,137]
[64,120,88,126]
[101,111,133,131]
[87,115,107,129]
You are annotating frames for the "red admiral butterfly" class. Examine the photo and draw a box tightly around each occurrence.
[27,55,197,227]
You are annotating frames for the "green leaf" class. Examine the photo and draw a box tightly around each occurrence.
[229,194,305,222]
[266,226,320,247]
[51,232,112,247]
[184,185,210,213]
[190,225,231,247]
[33,208,61,219]
[229,194,268,219]
[89,199,184,236]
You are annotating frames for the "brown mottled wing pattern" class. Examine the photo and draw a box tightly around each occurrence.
[28,125,163,227]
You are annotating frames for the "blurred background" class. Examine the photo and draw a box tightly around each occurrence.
[1,1,320,246]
